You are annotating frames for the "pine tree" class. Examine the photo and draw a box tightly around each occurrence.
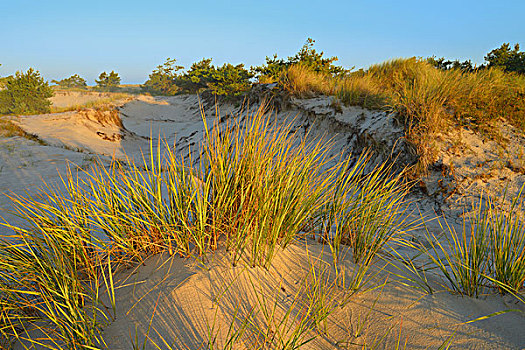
[0,68,54,115]
[96,71,121,91]
[51,74,87,88]
[485,43,525,74]
[142,58,183,95]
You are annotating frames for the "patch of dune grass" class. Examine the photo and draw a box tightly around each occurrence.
[50,93,132,113]
[0,102,416,348]
[0,117,26,138]
[279,64,337,97]
[0,116,46,144]
[419,191,525,297]
[281,58,525,174]
[336,75,390,110]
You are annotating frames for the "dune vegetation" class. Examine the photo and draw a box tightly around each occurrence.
[0,40,524,349]
[138,39,525,175]
[278,58,525,175]
[0,102,524,349]
[283,57,525,133]
[0,104,413,348]
[49,92,133,114]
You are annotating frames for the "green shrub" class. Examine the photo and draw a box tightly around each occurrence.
[177,58,215,93]
[208,63,253,96]
[288,38,345,75]
[0,76,11,89]
[428,43,525,75]
[252,54,289,83]
[427,56,477,72]
[0,68,54,115]
[141,58,183,95]
[95,70,121,91]
[253,38,348,83]
[485,43,525,74]
[51,74,87,89]
[177,59,252,96]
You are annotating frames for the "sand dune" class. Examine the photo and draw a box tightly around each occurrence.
[100,242,524,349]
[2,93,524,349]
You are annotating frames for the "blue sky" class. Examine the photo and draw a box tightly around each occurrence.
[1,0,523,84]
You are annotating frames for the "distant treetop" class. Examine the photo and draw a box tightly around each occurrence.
[96,71,121,91]
[485,43,525,74]
[428,42,525,74]
[253,38,349,82]
[51,74,87,89]
[141,58,183,95]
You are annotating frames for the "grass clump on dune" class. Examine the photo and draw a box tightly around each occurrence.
[0,116,47,145]
[281,58,525,174]
[0,117,28,138]
[0,178,118,349]
[421,191,525,297]
[50,92,133,113]
[0,102,414,348]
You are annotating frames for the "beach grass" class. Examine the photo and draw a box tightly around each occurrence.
[0,101,522,348]
[0,117,27,138]
[420,191,525,297]
[280,59,525,175]
[0,102,414,348]
[50,92,132,113]
[0,116,47,145]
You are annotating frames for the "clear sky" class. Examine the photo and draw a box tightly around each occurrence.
[1,0,523,84]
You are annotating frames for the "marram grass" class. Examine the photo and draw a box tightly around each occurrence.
[281,58,525,175]
[0,102,424,348]
[419,190,525,297]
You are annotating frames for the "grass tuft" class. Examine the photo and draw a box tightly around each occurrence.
[0,101,420,348]
[420,190,525,296]
[281,58,525,175]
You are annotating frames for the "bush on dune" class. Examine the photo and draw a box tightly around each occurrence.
[253,38,348,83]
[141,58,183,96]
[0,68,54,115]
[176,58,214,94]
[144,38,345,97]
[208,63,253,96]
[177,59,253,97]
[95,71,121,92]
[51,74,87,89]
[485,42,525,74]
[143,57,253,97]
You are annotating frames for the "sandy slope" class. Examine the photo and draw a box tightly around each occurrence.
[101,241,525,349]
[50,91,119,108]
[2,93,525,349]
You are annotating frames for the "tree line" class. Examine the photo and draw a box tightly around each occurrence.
[0,41,524,115]
[141,38,345,96]
[428,42,525,74]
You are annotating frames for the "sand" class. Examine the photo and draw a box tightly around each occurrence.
[100,241,524,349]
[49,91,119,109]
[2,92,524,349]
